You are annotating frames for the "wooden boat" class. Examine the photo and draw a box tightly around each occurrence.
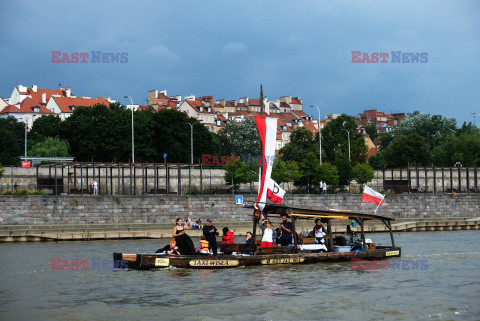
[113,204,401,269]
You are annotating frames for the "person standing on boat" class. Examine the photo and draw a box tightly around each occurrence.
[173,218,196,255]
[278,214,293,246]
[314,218,326,244]
[259,219,277,247]
[203,218,219,255]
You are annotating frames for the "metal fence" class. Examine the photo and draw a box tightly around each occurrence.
[1,164,479,196]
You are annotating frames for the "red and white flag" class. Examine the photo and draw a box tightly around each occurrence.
[254,116,277,210]
[266,179,285,204]
[361,186,385,205]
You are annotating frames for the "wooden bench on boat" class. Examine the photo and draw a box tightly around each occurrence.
[220,243,256,254]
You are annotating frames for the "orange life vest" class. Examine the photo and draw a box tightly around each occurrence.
[200,240,209,252]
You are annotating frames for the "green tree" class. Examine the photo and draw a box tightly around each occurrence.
[430,131,480,167]
[352,163,375,184]
[295,151,320,187]
[0,117,24,165]
[315,163,339,186]
[218,117,260,157]
[383,133,429,167]
[321,114,367,165]
[152,109,221,163]
[272,159,300,183]
[61,103,131,162]
[29,137,70,157]
[456,122,479,136]
[368,150,386,170]
[280,127,316,163]
[394,111,456,149]
[30,115,63,142]
[223,158,257,189]
[377,132,394,151]
[364,125,378,141]
[335,155,353,186]
[272,159,301,191]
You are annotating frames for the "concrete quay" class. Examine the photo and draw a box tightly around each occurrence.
[1,217,478,242]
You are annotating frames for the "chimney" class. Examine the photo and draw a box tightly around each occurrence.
[160,90,167,96]
[66,88,71,97]
[264,98,270,115]
[42,93,46,104]
[32,85,37,92]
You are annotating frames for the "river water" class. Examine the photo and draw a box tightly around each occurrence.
[1,230,479,321]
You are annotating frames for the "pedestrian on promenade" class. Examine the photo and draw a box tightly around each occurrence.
[322,181,327,194]
[93,180,98,195]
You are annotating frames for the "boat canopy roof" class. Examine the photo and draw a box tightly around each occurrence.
[245,204,394,222]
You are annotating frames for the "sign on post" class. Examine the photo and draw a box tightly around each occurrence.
[21,161,31,168]
[235,195,244,205]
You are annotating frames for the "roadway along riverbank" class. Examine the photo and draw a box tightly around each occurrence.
[1,217,478,242]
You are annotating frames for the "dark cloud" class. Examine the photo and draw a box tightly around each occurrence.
[0,0,479,124]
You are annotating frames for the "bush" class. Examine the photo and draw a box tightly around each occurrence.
[2,188,46,195]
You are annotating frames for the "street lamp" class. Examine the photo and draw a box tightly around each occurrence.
[124,96,134,163]
[341,128,351,162]
[186,122,195,164]
[24,115,36,157]
[472,112,480,126]
[310,105,322,165]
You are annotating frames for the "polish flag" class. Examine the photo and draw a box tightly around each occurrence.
[266,179,286,204]
[254,116,277,211]
[361,186,385,205]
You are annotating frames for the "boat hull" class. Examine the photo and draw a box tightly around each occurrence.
[113,247,401,270]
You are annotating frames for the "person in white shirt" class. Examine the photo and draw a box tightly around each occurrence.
[314,218,326,244]
[259,219,277,247]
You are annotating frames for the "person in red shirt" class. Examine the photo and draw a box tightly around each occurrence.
[221,227,235,244]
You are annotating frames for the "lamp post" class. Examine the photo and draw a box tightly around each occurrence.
[24,115,36,157]
[341,128,351,162]
[124,96,134,163]
[186,123,195,164]
[310,105,322,165]
[472,112,480,127]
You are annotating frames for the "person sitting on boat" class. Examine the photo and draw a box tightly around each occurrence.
[221,227,235,244]
[245,231,254,245]
[155,239,180,255]
[173,218,196,255]
[259,219,277,247]
[199,236,210,254]
[166,240,180,255]
[313,218,327,244]
[277,214,293,246]
[203,218,220,255]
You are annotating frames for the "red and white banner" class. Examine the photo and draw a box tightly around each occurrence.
[361,186,385,205]
[266,179,285,204]
[254,116,277,210]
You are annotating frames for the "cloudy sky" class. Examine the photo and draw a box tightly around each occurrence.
[1,0,479,125]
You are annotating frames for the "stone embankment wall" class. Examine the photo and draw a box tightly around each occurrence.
[0,194,478,225]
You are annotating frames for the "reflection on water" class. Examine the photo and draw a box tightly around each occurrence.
[0,230,479,320]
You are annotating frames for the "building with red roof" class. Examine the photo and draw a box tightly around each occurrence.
[46,96,110,120]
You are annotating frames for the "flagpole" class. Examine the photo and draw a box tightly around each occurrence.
[374,199,383,215]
